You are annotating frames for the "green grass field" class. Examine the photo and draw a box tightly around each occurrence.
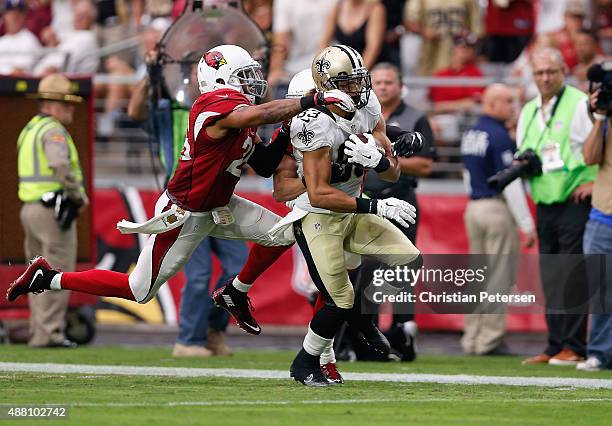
[1,346,611,425]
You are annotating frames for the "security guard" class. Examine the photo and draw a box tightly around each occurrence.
[18,74,88,347]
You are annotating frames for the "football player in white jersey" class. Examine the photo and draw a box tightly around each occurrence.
[282,45,423,386]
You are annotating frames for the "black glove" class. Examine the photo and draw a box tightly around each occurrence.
[392,131,424,157]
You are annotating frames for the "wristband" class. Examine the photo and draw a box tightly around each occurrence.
[355,197,377,214]
[594,112,607,122]
[374,157,390,173]
[300,95,317,110]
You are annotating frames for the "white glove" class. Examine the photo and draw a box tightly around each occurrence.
[345,133,384,169]
[314,89,356,114]
[376,197,417,228]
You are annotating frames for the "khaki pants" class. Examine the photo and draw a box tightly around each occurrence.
[20,202,76,347]
[462,198,520,354]
[294,212,420,309]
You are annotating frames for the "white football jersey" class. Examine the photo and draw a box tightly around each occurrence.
[290,93,382,214]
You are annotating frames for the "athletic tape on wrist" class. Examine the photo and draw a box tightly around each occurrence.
[374,157,390,172]
[300,95,316,110]
[355,197,377,214]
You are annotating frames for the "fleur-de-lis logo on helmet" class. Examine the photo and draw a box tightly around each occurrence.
[204,51,227,70]
[297,123,315,146]
[314,57,331,77]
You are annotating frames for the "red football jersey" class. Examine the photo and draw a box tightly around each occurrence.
[167,88,256,212]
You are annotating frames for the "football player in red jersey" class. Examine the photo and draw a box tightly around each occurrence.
[6,45,356,311]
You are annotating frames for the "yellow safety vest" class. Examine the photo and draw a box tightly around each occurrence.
[17,114,83,202]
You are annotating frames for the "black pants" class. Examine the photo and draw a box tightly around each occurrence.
[536,201,590,356]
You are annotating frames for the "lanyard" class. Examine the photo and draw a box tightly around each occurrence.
[522,86,566,150]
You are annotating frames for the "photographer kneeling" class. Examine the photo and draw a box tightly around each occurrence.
[576,83,612,372]
[515,48,598,366]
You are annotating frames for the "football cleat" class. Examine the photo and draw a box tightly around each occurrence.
[212,280,261,335]
[348,315,391,355]
[388,321,418,362]
[290,351,335,387]
[6,257,56,302]
[321,363,344,384]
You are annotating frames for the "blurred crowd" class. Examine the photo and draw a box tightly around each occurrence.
[0,0,609,120]
[1,0,610,176]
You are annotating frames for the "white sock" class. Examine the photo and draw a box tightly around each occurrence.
[303,326,333,357]
[232,277,252,293]
[320,340,336,365]
[49,272,62,290]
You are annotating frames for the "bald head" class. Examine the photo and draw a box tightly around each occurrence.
[482,84,515,122]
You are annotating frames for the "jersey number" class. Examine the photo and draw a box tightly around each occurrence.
[226,136,255,177]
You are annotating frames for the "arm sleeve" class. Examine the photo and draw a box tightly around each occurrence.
[569,97,594,164]
[502,179,535,234]
[290,111,334,152]
[42,128,84,202]
[247,128,291,178]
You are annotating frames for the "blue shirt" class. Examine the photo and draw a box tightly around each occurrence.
[590,207,612,227]
[462,115,516,199]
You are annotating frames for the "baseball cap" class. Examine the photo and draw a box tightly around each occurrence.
[4,0,26,11]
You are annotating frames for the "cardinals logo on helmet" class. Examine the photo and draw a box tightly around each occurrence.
[204,51,227,70]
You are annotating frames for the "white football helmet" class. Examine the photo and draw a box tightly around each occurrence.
[197,44,268,103]
[286,69,316,99]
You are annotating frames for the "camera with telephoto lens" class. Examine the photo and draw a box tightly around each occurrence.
[487,148,543,192]
[587,61,612,111]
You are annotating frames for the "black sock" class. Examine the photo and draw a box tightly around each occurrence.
[310,304,351,339]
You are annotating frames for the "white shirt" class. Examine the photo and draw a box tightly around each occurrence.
[0,29,42,74]
[516,88,593,162]
[34,30,100,75]
[536,0,568,34]
[273,0,338,75]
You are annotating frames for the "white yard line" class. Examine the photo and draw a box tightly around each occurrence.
[1,362,612,389]
[68,398,612,408]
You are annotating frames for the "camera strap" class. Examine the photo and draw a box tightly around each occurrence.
[523,85,566,150]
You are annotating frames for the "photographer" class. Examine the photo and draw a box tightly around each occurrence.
[462,84,535,356]
[576,87,612,372]
[517,48,598,366]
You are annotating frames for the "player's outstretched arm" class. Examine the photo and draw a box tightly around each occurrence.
[217,90,355,130]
